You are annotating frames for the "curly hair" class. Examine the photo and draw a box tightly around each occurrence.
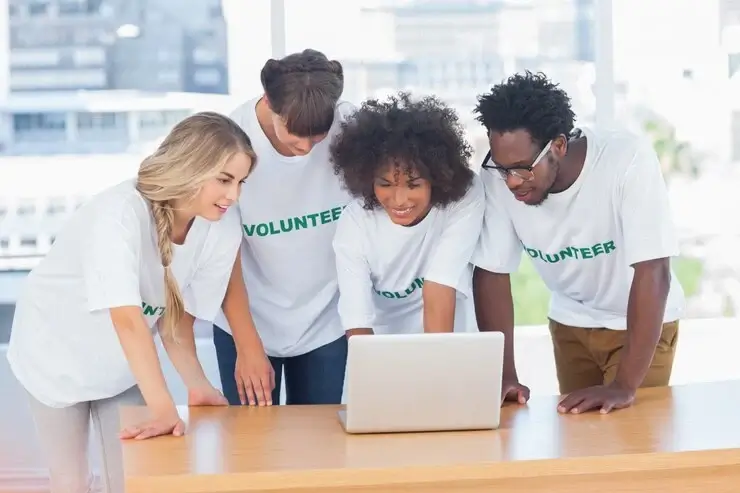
[330,92,474,210]
[474,71,576,146]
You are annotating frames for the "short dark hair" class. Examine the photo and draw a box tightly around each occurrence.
[474,71,575,146]
[330,92,474,210]
[260,49,344,137]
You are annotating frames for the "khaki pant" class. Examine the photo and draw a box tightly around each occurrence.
[25,385,144,493]
[548,319,679,394]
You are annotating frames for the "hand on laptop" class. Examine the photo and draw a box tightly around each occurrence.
[501,378,530,405]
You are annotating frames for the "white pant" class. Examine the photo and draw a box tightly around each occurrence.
[25,386,144,493]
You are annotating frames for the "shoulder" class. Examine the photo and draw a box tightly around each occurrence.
[583,126,658,177]
[90,179,149,228]
[227,96,261,129]
[334,199,374,241]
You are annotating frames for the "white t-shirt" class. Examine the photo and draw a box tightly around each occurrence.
[472,127,685,329]
[214,97,356,357]
[333,175,484,334]
[7,179,242,408]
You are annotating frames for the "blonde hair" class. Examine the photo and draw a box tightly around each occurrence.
[136,111,256,341]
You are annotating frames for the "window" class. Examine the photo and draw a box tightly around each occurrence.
[0,238,8,249]
[77,112,119,130]
[13,113,66,133]
[16,203,37,216]
[20,237,38,248]
[46,199,67,216]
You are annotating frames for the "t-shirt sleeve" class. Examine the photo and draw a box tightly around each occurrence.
[83,202,143,312]
[182,206,243,322]
[620,136,680,266]
[470,171,523,274]
[332,205,376,330]
[424,174,485,291]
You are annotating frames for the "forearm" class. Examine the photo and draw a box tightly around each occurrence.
[473,268,517,376]
[422,281,456,333]
[160,312,210,389]
[223,254,264,351]
[111,308,175,414]
[614,260,671,390]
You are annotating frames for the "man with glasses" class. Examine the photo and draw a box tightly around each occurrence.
[471,71,685,414]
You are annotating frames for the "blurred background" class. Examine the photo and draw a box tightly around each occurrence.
[1,0,739,488]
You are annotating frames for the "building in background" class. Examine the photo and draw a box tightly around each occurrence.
[345,0,597,113]
[7,0,229,94]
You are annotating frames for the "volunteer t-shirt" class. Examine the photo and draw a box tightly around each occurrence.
[472,126,685,329]
[214,97,356,357]
[333,174,484,334]
[7,179,242,408]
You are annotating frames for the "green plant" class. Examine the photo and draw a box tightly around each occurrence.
[510,255,704,326]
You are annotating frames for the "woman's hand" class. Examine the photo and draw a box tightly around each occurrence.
[235,346,275,406]
[188,384,229,406]
[119,407,185,440]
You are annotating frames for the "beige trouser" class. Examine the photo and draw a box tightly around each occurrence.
[25,385,144,493]
[549,319,679,394]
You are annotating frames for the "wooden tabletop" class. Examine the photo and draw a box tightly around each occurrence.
[122,380,740,492]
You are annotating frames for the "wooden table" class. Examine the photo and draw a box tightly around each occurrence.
[122,380,740,492]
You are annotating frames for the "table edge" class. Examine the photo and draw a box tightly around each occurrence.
[124,447,740,492]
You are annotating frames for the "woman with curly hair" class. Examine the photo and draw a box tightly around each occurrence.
[330,92,484,336]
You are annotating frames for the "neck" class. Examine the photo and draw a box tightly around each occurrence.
[256,97,295,157]
[549,135,587,194]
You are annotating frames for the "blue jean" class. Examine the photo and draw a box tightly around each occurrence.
[212,326,347,405]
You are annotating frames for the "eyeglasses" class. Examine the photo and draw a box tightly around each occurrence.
[481,140,553,181]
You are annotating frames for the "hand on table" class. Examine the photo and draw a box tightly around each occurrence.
[119,408,185,440]
[235,347,275,406]
[501,377,530,405]
[557,382,636,415]
[188,384,229,407]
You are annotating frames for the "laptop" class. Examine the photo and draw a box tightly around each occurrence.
[338,331,505,434]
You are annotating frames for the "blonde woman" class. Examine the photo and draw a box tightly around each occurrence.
[6,112,256,493]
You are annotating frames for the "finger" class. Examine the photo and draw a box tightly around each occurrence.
[173,420,186,437]
[500,385,514,404]
[520,385,531,403]
[600,400,616,414]
[251,376,267,406]
[257,375,273,406]
[571,397,602,414]
[517,390,527,404]
[557,393,585,413]
[244,377,257,406]
[119,426,142,440]
[269,366,277,391]
[134,427,162,440]
[235,373,247,406]
[262,376,273,406]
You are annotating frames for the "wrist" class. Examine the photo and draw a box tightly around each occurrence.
[610,377,638,394]
[148,395,178,418]
[234,331,264,353]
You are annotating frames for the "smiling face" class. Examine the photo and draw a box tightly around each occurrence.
[373,164,432,226]
[488,129,565,206]
[192,152,254,221]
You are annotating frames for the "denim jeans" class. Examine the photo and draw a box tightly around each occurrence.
[212,326,347,405]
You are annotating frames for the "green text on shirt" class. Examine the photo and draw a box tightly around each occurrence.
[524,241,616,264]
[242,205,345,237]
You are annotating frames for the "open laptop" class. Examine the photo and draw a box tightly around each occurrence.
[338,331,505,434]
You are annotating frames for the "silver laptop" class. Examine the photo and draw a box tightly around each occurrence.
[338,331,504,434]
